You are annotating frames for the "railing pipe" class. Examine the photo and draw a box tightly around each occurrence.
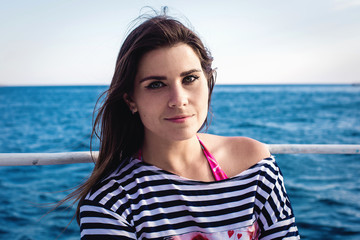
[0,152,98,166]
[267,144,360,155]
[0,144,359,166]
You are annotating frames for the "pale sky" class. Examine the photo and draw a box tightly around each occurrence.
[1,0,360,86]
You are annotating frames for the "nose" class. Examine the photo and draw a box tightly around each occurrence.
[168,84,188,108]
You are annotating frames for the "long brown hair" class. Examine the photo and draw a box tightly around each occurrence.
[65,11,216,223]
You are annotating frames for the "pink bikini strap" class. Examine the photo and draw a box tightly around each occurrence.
[137,137,228,181]
[197,135,228,181]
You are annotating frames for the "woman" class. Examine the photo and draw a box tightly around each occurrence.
[77,13,300,240]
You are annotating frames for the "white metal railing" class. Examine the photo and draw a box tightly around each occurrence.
[0,144,359,166]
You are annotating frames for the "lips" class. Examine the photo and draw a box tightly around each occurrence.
[164,114,194,123]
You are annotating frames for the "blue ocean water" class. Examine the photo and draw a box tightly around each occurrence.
[0,85,359,239]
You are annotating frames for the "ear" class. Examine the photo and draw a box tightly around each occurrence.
[123,93,138,114]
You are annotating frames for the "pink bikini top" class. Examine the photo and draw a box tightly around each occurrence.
[197,135,228,181]
[137,136,228,181]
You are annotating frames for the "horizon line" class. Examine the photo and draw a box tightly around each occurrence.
[1,83,359,87]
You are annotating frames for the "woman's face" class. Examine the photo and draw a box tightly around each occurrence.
[129,43,209,142]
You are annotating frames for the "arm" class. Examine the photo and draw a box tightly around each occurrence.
[257,158,300,239]
[80,199,137,240]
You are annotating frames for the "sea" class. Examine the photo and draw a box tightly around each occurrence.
[0,84,359,239]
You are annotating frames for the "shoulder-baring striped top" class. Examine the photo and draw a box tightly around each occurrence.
[79,156,300,239]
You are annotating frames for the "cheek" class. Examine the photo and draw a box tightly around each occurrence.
[201,84,210,107]
[136,99,160,124]
[197,86,210,116]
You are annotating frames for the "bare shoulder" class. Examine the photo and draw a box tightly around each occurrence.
[198,133,271,177]
[229,136,271,161]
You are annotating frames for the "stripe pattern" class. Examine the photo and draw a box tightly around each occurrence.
[80,156,300,239]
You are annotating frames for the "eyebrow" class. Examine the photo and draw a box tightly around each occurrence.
[139,69,202,83]
[180,69,202,77]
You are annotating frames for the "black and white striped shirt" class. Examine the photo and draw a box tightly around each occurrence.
[80,156,299,239]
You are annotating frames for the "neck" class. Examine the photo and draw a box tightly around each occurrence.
[141,134,212,180]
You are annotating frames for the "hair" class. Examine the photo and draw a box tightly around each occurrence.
[61,10,216,224]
